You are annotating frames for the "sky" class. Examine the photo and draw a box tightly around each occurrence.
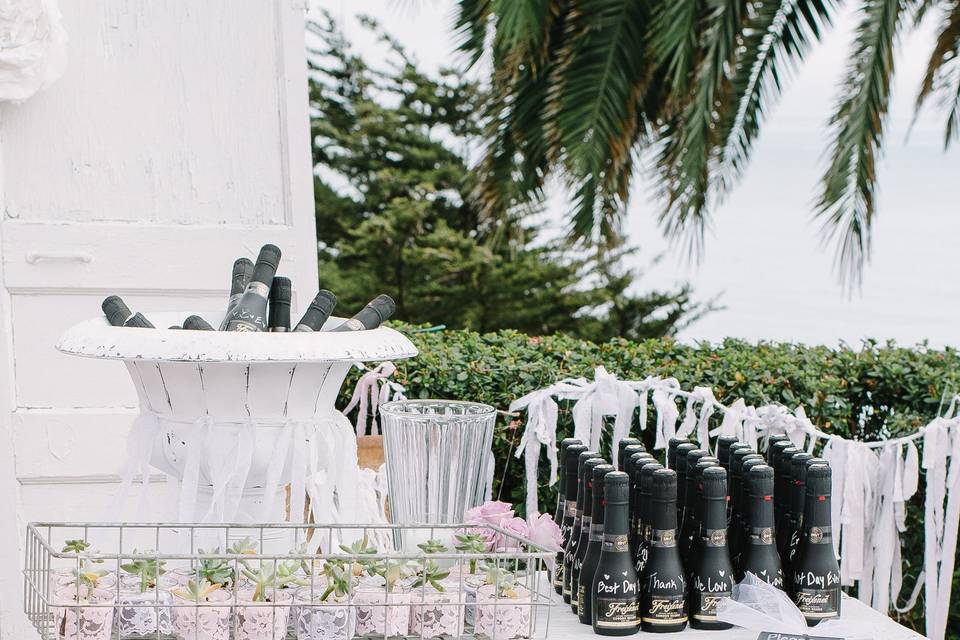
[319,0,960,348]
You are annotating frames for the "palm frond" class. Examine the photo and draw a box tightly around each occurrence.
[655,0,744,258]
[817,0,908,286]
[454,0,493,68]
[914,1,960,147]
[650,0,703,102]
[547,0,650,244]
[717,0,836,190]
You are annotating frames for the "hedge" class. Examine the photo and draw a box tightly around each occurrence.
[340,324,960,636]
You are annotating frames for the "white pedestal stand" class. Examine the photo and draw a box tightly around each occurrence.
[57,312,417,551]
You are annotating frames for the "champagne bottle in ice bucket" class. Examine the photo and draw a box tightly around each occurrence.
[331,294,396,331]
[223,244,281,332]
[293,290,337,332]
[101,296,154,328]
[182,315,214,331]
[268,276,292,332]
[219,257,254,329]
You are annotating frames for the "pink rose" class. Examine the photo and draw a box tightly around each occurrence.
[526,513,563,552]
[496,516,530,551]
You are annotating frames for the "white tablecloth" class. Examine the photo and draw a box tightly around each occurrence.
[536,591,924,639]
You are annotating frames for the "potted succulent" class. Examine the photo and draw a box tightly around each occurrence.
[409,559,464,638]
[295,559,354,640]
[52,540,116,595]
[52,584,116,640]
[170,579,232,640]
[353,557,413,637]
[453,533,489,624]
[474,567,533,640]
[234,561,295,640]
[116,551,176,637]
[171,549,237,588]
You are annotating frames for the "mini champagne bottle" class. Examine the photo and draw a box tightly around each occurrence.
[678,449,708,555]
[617,438,644,471]
[640,469,687,632]
[572,457,607,615]
[688,466,735,630]
[579,463,616,624]
[726,443,752,520]
[564,449,600,603]
[715,436,739,470]
[741,464,785,589]
[268,276,292,332]
[219,257,254,329]
[681,457,718,559]
[765,435,790,465]
[730,452,763,572]
[591,472,640,635]
[634,461,663,579]
[182,315,214,331]
[558,444,588,597]
[769,441,794,524]
[782,452,813,583]
[791,463,841,625]
[330,294,396,331]
[672,443,697,520]
[626,451,656,556]
[667,437,691,471]
[294,290,337,332]
[775,446,800,559]
[789,457,827,575]
[101,296,154,328]
[223,244,281,332]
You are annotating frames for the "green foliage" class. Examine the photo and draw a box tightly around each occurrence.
[410,559,450,592]
[457,0,960,283]
[120,551,166,593]
[307,12,713,342]
[342,323,960,634]
[195,549,236,587]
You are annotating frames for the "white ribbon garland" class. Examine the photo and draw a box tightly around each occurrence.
[344,362,407,436]
[510,368,960,640]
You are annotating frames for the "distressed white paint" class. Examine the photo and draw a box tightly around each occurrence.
[0,1,317,636]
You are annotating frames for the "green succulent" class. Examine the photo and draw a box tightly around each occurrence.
[120,550,167,592]
[338,536,377,577]
[172,579,222,602]
[410,559,449,592]
[62,540,91,554]
[454,533,487,574]
[72,560,109,589]
[196,548,236,587]
[484,566,518,598]
[416,539,448,554]
[319,560,354,602]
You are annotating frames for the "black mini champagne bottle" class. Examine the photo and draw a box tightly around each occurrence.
[730,453,763,572]
[770,441,794,524]
[223,244,281,332]
[678,449,708,556]
[330,294,396,331]
[765,435,789,465]
[182,315,214,331]
[579,463,616,624]
[555,439,583,528]
[791,463,841,625]
[627,451,656,556]
[564,449,600,603]
[617,438,644,471]
[681,457,718,558]
[775,446,800,559]
[591,472,640,635]
[219,257,254,329]
[715,436,739,470]
[558,444,588,597]
[102,296,154,328]
[741,464,785,589]
[572,457,607,615]
[789,457,827,580]
[672,443,697,520]
[640,469,687,632]
[688,466,735,630]
[667,437,689,471]
[726,443,752,520]
[634,461,663,579]
[268,276,292,332]
[294,290,337,332]
[783,452,813,578]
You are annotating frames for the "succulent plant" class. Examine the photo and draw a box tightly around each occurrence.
[226,537,258,556]
[416,539,448,554]
[241,560,305,602]
[120,550,167,592]
[62,539,92,554]
[410,559,450,592]
[319,560,354,602]
[196,548,236,587]
[454,533,487,574]
[339,536,377,578]
[172,579,222,602]
[483,566,518,598]
[71,560,109,589]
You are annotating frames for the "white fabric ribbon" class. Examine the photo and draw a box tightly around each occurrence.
[651,379,680,451]
[107,413,159,520]
[344,362,406,436]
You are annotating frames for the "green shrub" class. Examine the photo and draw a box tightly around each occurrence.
[341,324,960,635]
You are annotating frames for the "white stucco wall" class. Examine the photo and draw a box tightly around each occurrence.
[0,2,317,636]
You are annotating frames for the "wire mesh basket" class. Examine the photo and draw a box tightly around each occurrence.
[24,522,555,640]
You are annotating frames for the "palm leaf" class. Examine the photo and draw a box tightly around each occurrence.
[650,0,703,102]
[817,0,908,286]
[454,0,493,68]
[717,0,836,190]
[655,0,745,257]
[547,0,651,244]
[914,1,960,148]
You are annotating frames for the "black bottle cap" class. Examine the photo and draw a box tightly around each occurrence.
[584,457,606,476]
[800,457,828,483]
[566,445,588,474]
[604,471,630,504]
[269,276,292,301]
[766,434,789,457]
[124,312,155,328]
[693,457,719,479]
[652,469,678,501]
[231,258,254,295]
[619,437,643,451]
[731,446,756,474]
[674,443,697,472]
[741,456,766,481]
[622,443,645,461]
[297,290,338,330]
[560,438,582,450]
[628,452,656,479]
[791,452,814,480]
[578,450,601,471]
[183,315,214,331]
[367,294,397,323]
[779,446,799,476]
[251,244,282,285]
[747,465,775,497]
[668,438,691,469]
[702,466,728,498]
[685,449,708,473]
[168,325,182,330]
[769,439,792,467]
[806,463,832,496]
[102,295,132,326]
[716,436,739,464]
